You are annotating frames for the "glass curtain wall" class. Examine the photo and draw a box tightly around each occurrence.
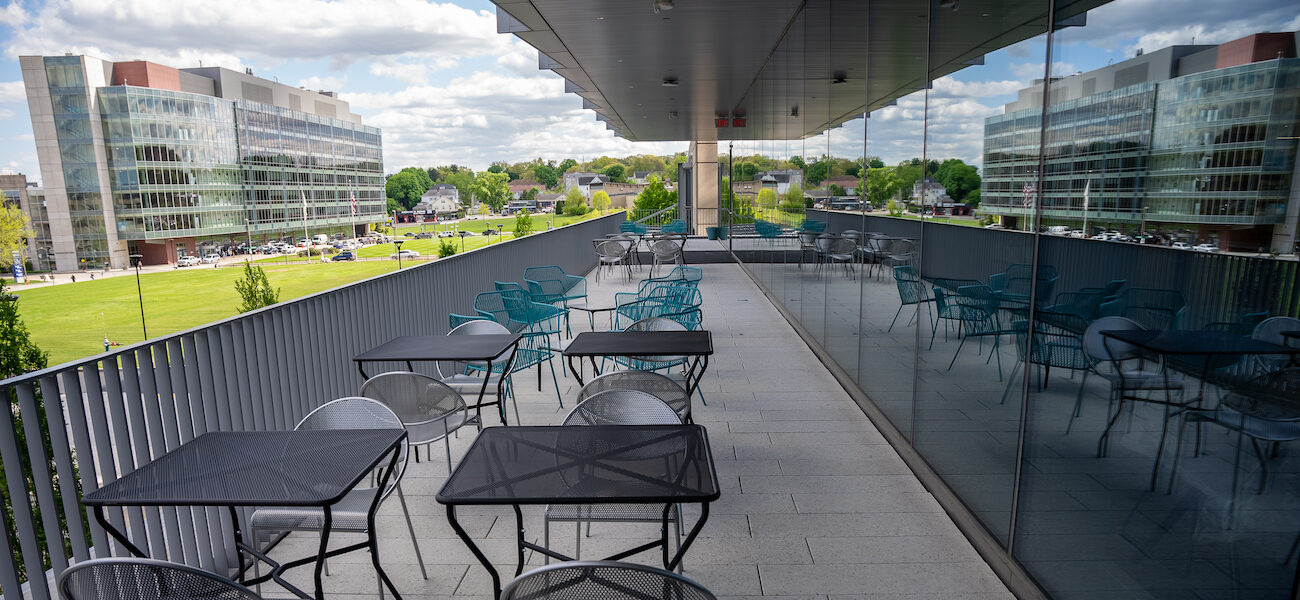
[732,0,1300,598]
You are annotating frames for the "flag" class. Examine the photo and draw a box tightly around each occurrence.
[301,191,309,220]
[1021,183,1035,208]
[350,191,358,216]
[1082,180,1090,213]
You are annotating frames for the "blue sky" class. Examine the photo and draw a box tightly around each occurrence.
[0,0,1296,183]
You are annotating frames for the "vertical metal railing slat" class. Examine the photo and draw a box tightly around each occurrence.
[119,350,166,558]
[57,370,102,561]
[144,342,183,565]
[179,335,218,574]
[78,366,119,557]
[35,374,88,572]
[99,363,144,554]
[164,338,202,567]
[0,382,49,600]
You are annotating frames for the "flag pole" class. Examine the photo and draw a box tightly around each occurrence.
[1082,179,1090,237]
[301,190,310,264]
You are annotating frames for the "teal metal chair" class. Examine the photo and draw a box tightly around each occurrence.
[615,284,703,330]
[612,317,706,405]
[931,284,1009,378]
[889,265,933,332]
[523,265,588,306]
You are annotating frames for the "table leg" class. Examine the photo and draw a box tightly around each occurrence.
[667,503,709,572]
[498,342,521,425]
[357,363,370,380]
[92,505,148,558]
[567,354,585,387]
[477,358,492,426]
[447,504,501,598]
[514,505,527,577]
[369,448,405,599]
[313,508,331,600]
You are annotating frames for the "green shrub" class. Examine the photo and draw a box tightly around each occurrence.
[234,261,280,313]
[438,240,457,257]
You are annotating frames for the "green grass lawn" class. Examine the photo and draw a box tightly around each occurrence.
[392,211,604,235]
[14,261,398,366]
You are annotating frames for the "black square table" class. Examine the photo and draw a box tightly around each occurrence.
[1099,329,1300,489]
[436,425,720,598]
[354,334,521,424]
[562,331,713,420]
[83,429,406,600]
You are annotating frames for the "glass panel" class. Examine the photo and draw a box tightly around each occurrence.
[1013,1,1300,598]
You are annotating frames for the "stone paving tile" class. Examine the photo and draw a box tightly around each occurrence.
[252,264,1008,599]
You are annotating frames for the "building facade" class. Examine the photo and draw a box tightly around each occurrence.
[980,33,1300,252]
[414,184,461,216]
[20,55,385,270]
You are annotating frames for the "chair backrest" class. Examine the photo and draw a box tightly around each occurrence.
[650,239,682,258]
[448,312,488,329]
[1252,316,1300,346]
[653,265,703,285]
[494,280,528,297]
[800,219,827,232]
[360,372,468,446]
[595,240,628,259]
[474,289,530,332]
[576,370,690,417]
[1118,287,1186,330]
[449,318,512,336]
[829,236,857,255]
[296,397,407,499]
[625,316,688,333]
[563,389,682,426]
[1082,316,1144,363]
[59,558,262,600]
[501,560,715,600]
[797,230,819,246]
[893,265,926,305]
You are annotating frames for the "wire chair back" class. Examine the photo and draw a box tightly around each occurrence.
[359,372,468,447]
[296,397,407,503]
[577,370,690,418]
[563,389,681,426]
[59,558,262,600]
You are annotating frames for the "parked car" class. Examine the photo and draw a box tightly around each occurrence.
[1171,241,1192,250]
[414,232,433,239]
[1193,243,1219,253]
[438,230,455,238]
[200,253,220,264]
[332,251,357,261]
[177,255,200,267]
[390,249,420,259]
[482,228,498,236]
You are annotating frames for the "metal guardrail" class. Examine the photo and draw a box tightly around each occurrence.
[807,209,1300,324]
[627,205,679,226]
[0,213,624,599]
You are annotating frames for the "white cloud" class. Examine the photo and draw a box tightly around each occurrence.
[930,76,1023,99]
[0,81,25,104]
[342,72,681,170]
[1010,61,1078,81]
[0,109,13,119]
[1068,0,1300,53]
[496,38,538,76]
[1,0,513,67]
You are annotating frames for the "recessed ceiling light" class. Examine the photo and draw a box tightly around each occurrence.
[662,78,679,87]
[596,16,605,20]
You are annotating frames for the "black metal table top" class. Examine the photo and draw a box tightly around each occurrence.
[563,331,713,358]
[354,334,521,363]
[1101,329,1300,356]
[84,430,405,507]
[436,425,719,505]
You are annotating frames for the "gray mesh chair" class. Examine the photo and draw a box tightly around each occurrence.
[544,390,684,570]
[248,397,428,587]
[649,239,684,278]
[59,557,262,600]
[1250,316,1300,375]
[435,319,523,425]
[1082,316,1185,459]
[594,240,631,282]
[501,560,715,600]
[360,371,474,472]
[577,370,691,421]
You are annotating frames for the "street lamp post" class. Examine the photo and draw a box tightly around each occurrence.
[394,240,404,269]
[129,254,147,340]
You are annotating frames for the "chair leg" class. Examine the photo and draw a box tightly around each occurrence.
[999,361,1022,405]
[549,357,563,407]
[395,482,429,579]
[443,421,453,474]
[948,337,968,371]
[889,306,904,332]
[543,516,551,564]
[1066,371,1089,435]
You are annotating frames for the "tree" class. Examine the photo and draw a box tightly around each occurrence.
[534,163,559,189]
[735,161,759,181]
[789,156,806,170]
[964,189,981,209]
[895,162,924,201]
[441,170,477,207]
[473,171,511,212]
[935,158,981,201]
[633,177,677,212]
[756,188,778,210]
[563,187,590,216]
[487,162,506,174]
[398,166,433,192]
[626,155,667,174]
[805,159,831,186]
[234,261,280,313]
[558,158,578,173]
[385,172,424,210]
[514,210,534,236]
[866,156,885,169]
[522,187,539,202]
[886,198,904,217]
[862,167,900,209]
[591,190,611,213]
[601,164,626,182]
[0,204,33,267]
[385,198,402,214]
[827,183,847,197]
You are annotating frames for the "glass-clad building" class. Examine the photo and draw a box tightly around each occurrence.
[19,55,385,270]
[982,42,1300,252]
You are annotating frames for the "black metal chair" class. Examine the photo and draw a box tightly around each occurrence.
[59,557,262,600]
[501,560,716,600]
[360,371,474,472]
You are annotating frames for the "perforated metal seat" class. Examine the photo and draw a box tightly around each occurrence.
[544,390,684,571]
[360,371,474,472]
[501,560,716,600]
[59,557,262,600]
